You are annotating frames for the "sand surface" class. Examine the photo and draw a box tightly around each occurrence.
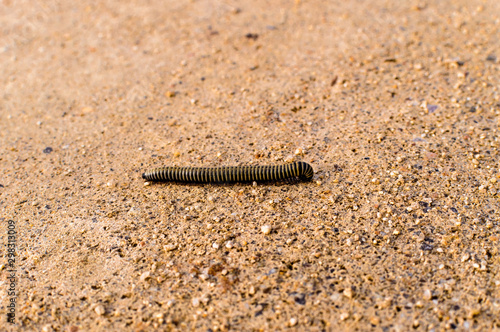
[1,0,499,331]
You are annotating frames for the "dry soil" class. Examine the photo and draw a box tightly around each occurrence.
[1,0,499,331]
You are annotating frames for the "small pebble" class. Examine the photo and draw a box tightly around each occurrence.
[153,312,164,322]
[192,298,200,307]
[340,312,350,321]
[95,305,106,316]
[468,308,481,318]
[140,271,151,282]
[261,225,271,234]
[42,325,53,332]
[81,107,94,114]
[343,287,354,299]
[289,317,298,327]
[43,147,53,154]
[369,316,380,325]
[164,244,177,252]
[486,54,497,62]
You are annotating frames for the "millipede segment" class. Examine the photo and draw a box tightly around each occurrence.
[142,161,314,183]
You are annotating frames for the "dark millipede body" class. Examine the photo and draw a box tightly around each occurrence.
[142,161,314,183]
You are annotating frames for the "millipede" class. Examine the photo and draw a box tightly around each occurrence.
[142,161,314,183]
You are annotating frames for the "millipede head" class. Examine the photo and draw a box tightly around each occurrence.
[142,173,147,179]
[297,161,314,181]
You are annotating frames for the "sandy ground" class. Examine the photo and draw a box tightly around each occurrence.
[1,0,500,331]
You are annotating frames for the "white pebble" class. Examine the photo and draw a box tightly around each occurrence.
[164,244,177,252]
[192,298,200,307]
[343,288,354,298]
[261,225,271,234]
[95,304,106,316]
[42,325,53,332]
[140,271,151,282]
[289,317,298,326]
